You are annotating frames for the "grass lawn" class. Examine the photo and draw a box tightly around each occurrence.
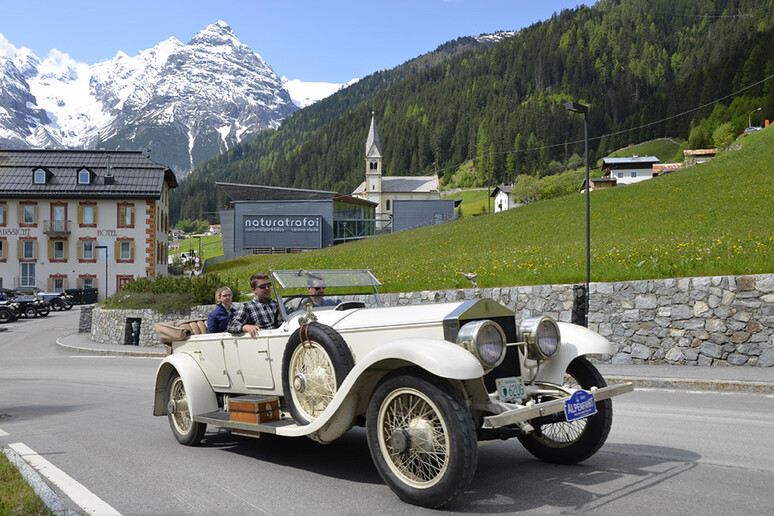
[0,451,51,515]
[171,234,224,262]
[208,127,773,293]
[442,188,492,216]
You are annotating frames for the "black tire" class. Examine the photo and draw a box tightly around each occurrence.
[166,372,207,446]
[49,299,63,311]
[38,308,50,317]
[62,301,73,310]
[0,309,13,324]
[281,322,354,425]
[517,356,613,465]
[23,306,38,318]
[366,371,478,509]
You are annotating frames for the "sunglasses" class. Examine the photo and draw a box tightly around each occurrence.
[255,283,272,290]
[311,286,326,291]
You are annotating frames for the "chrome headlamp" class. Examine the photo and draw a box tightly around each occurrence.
[519,316,561,360]
[456,320,507,370]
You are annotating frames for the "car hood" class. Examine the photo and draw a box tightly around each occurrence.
[322,302,466,332]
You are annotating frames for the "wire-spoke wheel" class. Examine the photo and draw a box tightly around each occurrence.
[166,372,206,446]
[367,372,477,509]
[517,356,612,464]
[282,323,354,425]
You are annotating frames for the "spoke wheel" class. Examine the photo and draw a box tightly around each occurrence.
[281,323,354,425]
[166,373,206,446]
[366,372,477,508]
[517,356,612,464]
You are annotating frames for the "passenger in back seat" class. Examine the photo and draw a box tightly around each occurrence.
[207,286,235,333]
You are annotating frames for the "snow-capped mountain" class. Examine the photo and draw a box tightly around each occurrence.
[282,77,359,108]
[0,22,344,179]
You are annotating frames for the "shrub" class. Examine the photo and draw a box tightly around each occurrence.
[105,273,243,310]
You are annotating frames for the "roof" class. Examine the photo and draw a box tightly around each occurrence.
[602,155,660,165]
[683,149,718,156]
[0,149,176,198]
[490,184,513,197]
[217,182,377,207]
[352,175,439,195]
[365,113,383,159]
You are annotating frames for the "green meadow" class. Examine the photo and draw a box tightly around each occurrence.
[209,128,773,294]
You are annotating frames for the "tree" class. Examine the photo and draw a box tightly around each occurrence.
[511,174,542,205]
[712,122,736,149]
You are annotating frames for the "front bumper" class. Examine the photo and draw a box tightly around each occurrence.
[482,382,634,428]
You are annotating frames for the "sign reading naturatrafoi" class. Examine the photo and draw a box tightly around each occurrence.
[242,215,322,248]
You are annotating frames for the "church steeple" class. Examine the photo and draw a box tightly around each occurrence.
[365,111,382,196]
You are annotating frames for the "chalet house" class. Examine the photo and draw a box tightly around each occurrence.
[490,184,516,212]
[352,114,440,224]
[601,155,660,186]
[0,150,177,299]
[683,149,718,167]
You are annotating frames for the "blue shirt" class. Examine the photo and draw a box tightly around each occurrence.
[207,303,235,333]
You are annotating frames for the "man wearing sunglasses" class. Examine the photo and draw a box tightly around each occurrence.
[307,278,339,307]
[227,273,280,337]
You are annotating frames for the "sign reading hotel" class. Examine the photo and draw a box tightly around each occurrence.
[242,215,322,249]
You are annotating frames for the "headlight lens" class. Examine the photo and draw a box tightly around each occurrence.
[456,320,507,370]
[519,316,561,360]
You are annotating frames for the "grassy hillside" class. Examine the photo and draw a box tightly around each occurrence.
[606,138,683,163]
[208,127,774,293]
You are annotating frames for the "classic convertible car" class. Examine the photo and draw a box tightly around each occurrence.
[154,269,632,508]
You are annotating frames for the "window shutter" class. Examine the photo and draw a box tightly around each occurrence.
[93,205,98,224]
[33,240,38,259]
[130,240,135,261]
[47,277,53,291]
[92,277,98,289]
[118,206,124,226]
[130,205,135,226]
[114,240,120,259]
[63,278,69,290]
[77,277,82,289]
[48,240,54,260]
[17,241,22,260]
[63,240,69,260]
[33,205,38,224]
[17,204,22,224]
[77,240,83,260]
[77,205,83,225]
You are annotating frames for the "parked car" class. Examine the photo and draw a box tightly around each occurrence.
[0,299,21,323]
[33,289,74,310]
[153,269,632,508]
[2,290,51,318]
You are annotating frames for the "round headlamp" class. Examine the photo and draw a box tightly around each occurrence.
[519,316,561,360]
[456,320,507,370]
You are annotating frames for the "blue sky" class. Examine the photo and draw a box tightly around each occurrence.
[3,0,586,83]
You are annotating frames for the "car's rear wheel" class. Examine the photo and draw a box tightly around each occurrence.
[37,307,50,317]
[23,306,38,318]
[366,372,477,509]
[517,356,612,464]
[62,300,73,310]
[0,309,13,324]
[281,323,354,425]
[49,299,63,310]
[166,372,206,446]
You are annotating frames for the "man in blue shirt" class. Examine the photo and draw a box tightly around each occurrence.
[307,277,339,307]
[227,273,280,337]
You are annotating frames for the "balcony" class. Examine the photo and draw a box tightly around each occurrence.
[43,219,72,235]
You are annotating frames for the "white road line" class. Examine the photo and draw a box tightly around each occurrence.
[0,428,8,436]
[9,442,122,516]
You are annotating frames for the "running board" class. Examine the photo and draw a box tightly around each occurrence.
[482,382,634,428]
[193,410,299,436]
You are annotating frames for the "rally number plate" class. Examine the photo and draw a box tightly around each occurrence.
[496,376,526,402]
[564,390,597,422]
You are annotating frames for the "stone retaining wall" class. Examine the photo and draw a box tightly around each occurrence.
[88,273,774,367]
[90,305,210,347]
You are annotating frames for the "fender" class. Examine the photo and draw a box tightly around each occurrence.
[153,353,218,417]
[276,338,483,439]
[531,322,614,385]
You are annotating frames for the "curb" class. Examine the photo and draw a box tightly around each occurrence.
[2,446,78,516]
[605,376,774,394]
[56,336,167,358]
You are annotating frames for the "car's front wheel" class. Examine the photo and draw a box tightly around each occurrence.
[23,306,38,318]
[49,298,63,310]
[166,372,206,446]
[281,323,354,425]
[517,356,613,464]
[366,372,477,509]
[0,309,14,324]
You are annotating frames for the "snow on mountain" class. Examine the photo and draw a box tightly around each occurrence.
[282,77,358,108]
[0,22,316,179]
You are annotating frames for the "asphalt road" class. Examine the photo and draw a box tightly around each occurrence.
[2,309,773,515]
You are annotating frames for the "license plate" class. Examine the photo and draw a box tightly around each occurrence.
[564,390,597,422]
[496,376,526,402]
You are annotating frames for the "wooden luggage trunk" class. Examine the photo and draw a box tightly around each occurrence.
[229,395,281,424]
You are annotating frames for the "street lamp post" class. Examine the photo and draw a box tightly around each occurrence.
[565,101,590,327]
[748,107,761,128]
[193,236,202,272]
[95,245,108,300]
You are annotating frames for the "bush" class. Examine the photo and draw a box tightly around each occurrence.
[105,273,243,310]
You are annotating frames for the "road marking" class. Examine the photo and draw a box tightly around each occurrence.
[0,428,8,436]
[8,442,122,516]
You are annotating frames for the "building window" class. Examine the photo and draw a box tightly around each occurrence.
[82,277,94,289]
[78,169,91,184]
[20,263,36,287]
[22,240,35,260]
[21,204,37,225]
[83,240,94,260]
[617,172,623,178]
[54,240,65,259]
[631,172,637,178]
[0,202,5,226]
[0,238,4,261]
[117,275,134,292]
[370,161,378,170]
[117,203,135,228]
[116,239,134,263]
[78,203,97,226]
[386,199,391,211]
[34,168,47,184]
[50,276,67,292]
[52,204,67,233]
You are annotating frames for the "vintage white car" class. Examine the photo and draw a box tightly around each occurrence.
[153,269,632,508]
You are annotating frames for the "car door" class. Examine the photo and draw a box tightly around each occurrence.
[192,336,231,389]
[223,335,275,390]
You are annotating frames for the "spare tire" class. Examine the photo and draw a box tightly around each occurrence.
[281,322,354,425]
